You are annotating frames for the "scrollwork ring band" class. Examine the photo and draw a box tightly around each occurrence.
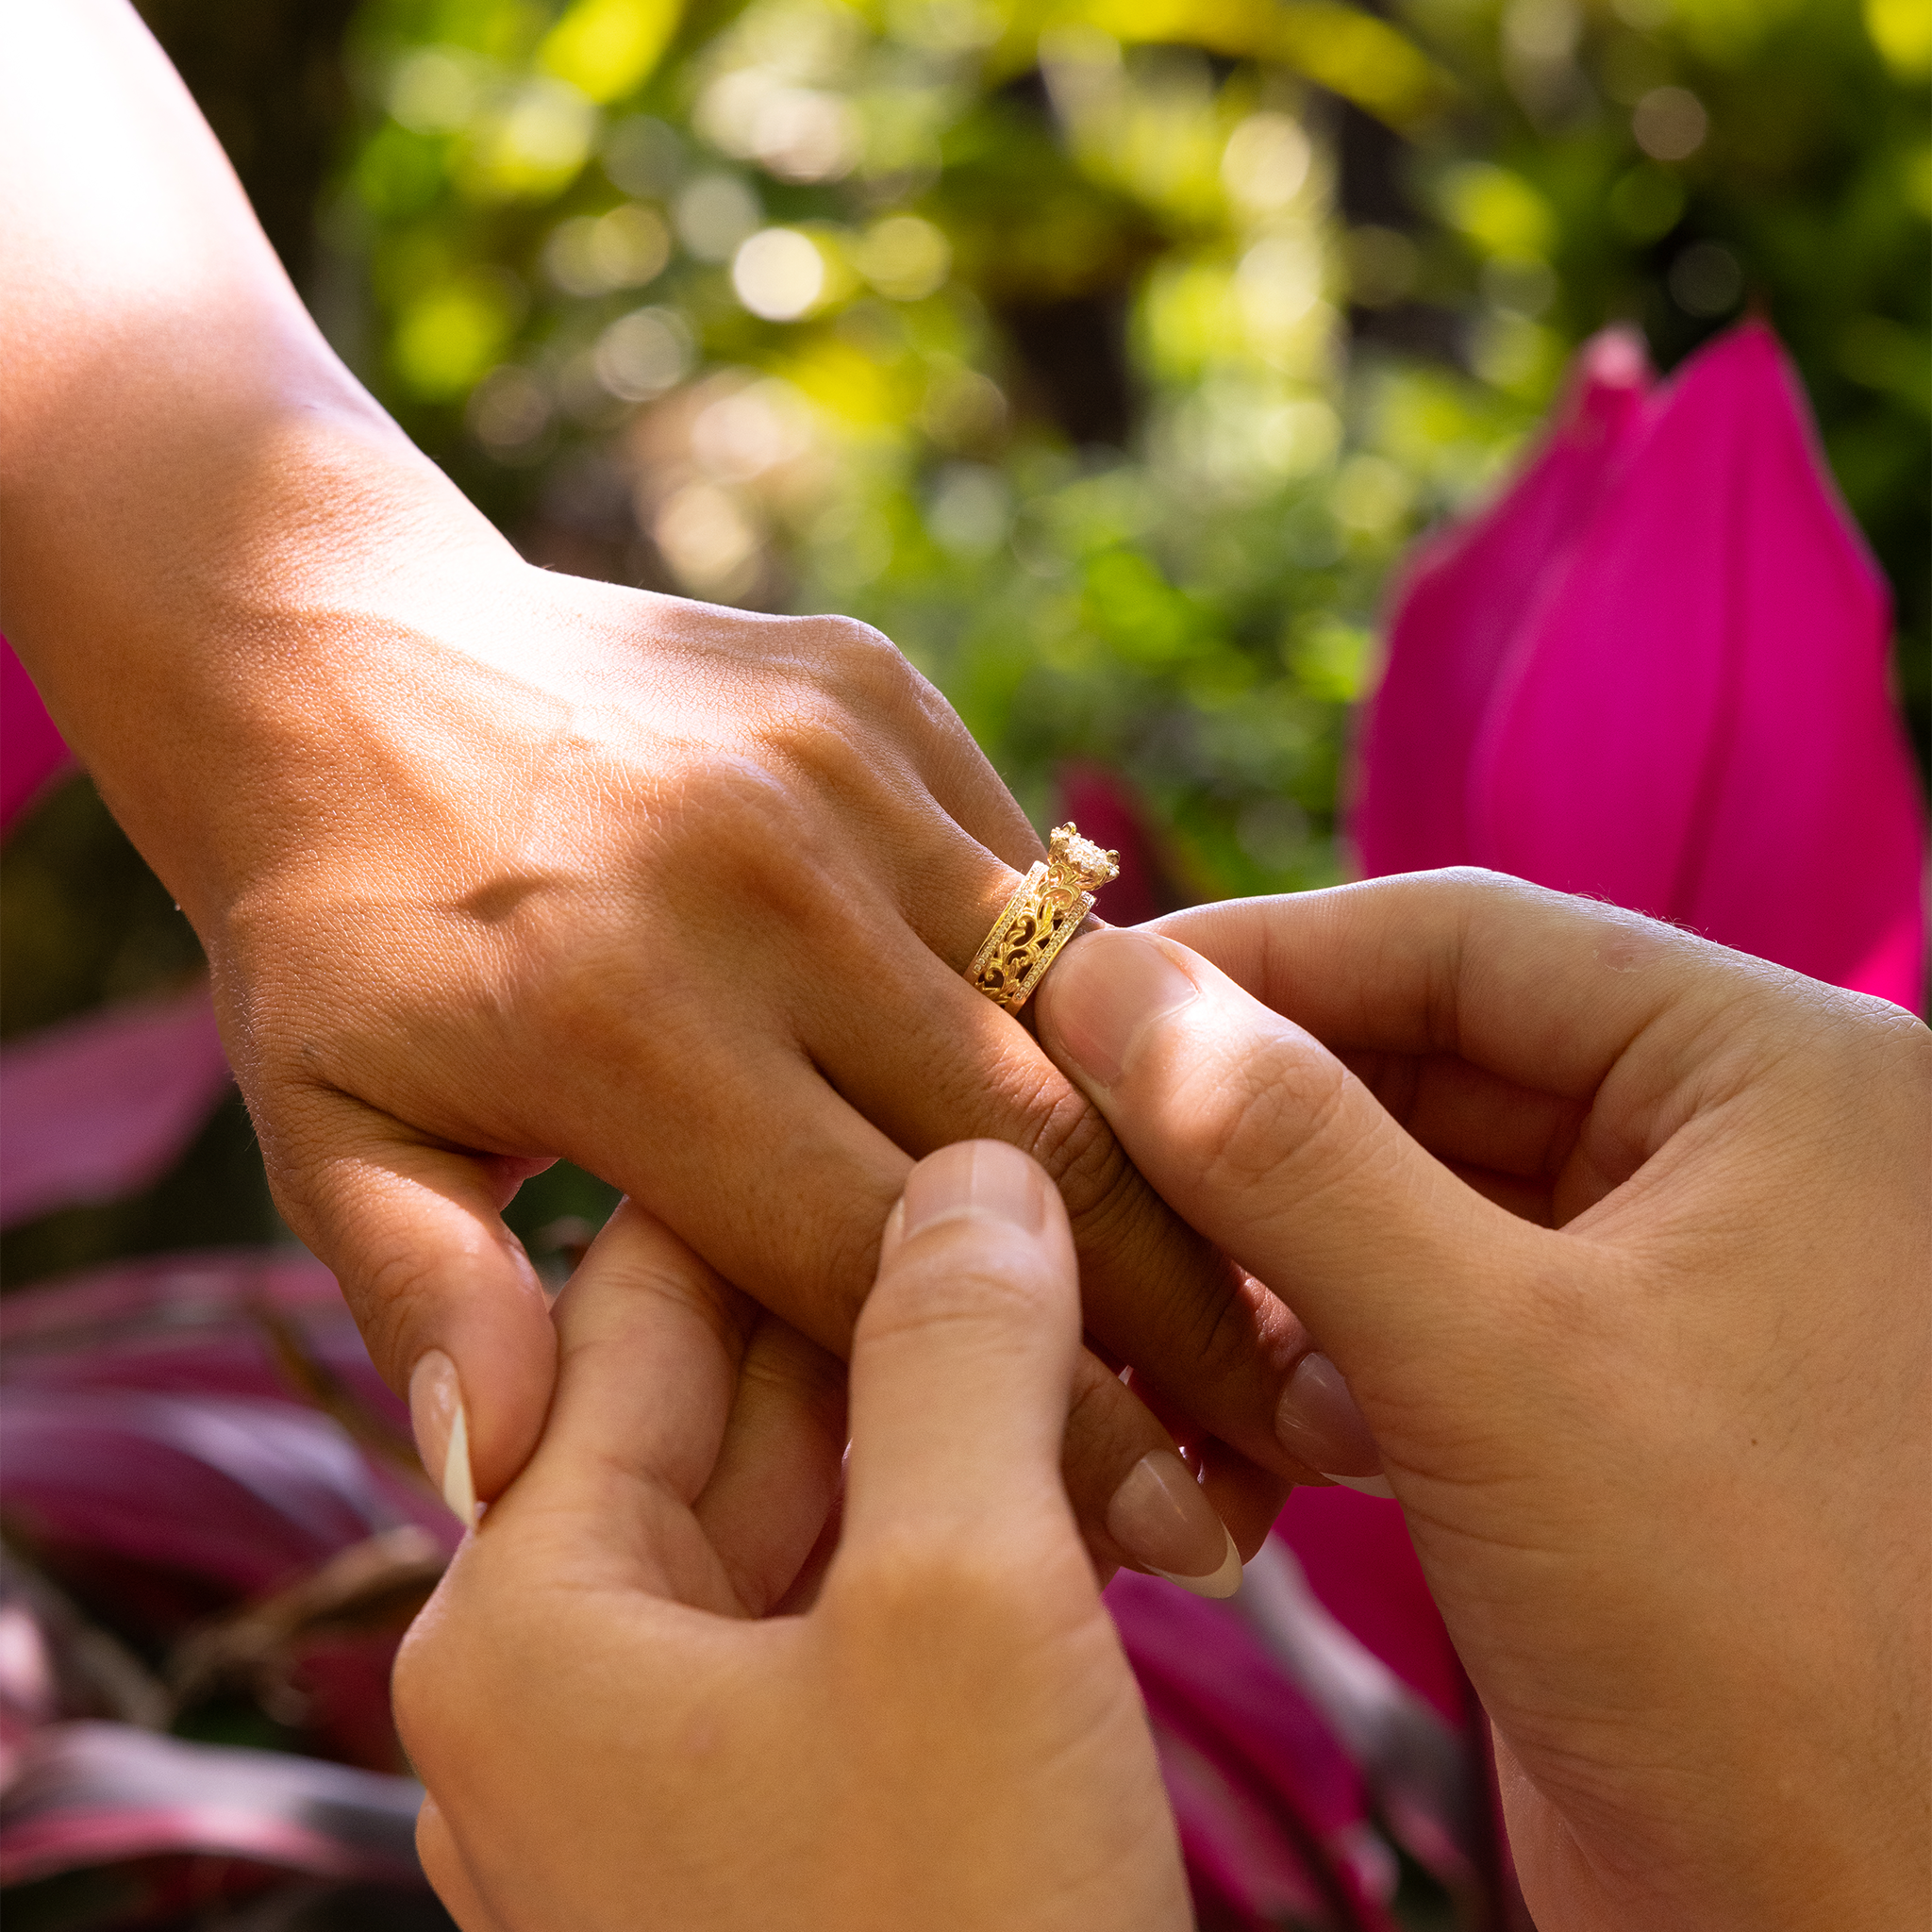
[964,823,1120,1015]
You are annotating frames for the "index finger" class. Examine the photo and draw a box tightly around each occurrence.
[508,1200,753,1608]
[1149,868,1783,1108]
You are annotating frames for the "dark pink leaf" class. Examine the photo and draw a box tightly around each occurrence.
[1156,1729,1336,1931]
[1354,329,1652,877]
[1355,320,1926,1008]
[0,1721,424,1887]
[0,983,235,1226]
[0,636,73,836]
[1108,1569,1402,1930]
[1273,1489,1468,1732]
[0,1250,408,1437]
[1053,762,1192,926]
[0,1552,169,1784]
[1237,1535,1481,1897]
[1,1391,411,1600]
[1474,321,1924,1004]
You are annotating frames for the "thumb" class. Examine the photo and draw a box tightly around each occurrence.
[837,1141,1085,1571]
[269,1091,558,1522]
[1033,927,1524,1383]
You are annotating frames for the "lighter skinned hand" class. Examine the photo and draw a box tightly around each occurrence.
[1032,871,1931,1932]
[395,1142,1189,1932]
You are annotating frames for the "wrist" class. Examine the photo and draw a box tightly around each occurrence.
[9,402,525,925]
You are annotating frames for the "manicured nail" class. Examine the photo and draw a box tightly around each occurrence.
[899,1140,1047,1241]
[1108,1450,1243,1599]
[408,1349,477,1527]
[1036,930,1198,1091]
[1274,1351,1383,1481]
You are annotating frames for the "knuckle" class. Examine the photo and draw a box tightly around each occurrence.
[1017,1081,1130,1217]
[1190,1038,1359,1202]
[1431,862,1516,898]
[996,1074,1266,1379]
[791,610,903,687]
[391,1551,527,1773]
[760,614,924,774]
[389,1619,439,1741]
[984,1073,1150,1263]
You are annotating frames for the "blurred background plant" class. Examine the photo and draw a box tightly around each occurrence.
[8,0,1927,1285]
[2,0,1926,1925]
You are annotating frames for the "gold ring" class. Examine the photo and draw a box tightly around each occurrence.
[966,823,1120,1014]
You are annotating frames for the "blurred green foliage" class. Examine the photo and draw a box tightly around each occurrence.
[5,0,1925,1284]
[321,0,1929,893]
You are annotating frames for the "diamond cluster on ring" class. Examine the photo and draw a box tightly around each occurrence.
[1049,824,1120,894]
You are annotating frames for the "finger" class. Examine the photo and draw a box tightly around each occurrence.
[1149,871,1797,1218]
[839,1141,1078,1562]
[417,1796,512,1932]
[770,808,1342,1516]
[1064,1338,1280,1581]
[840,1141,1243,1598]
[266,1087,557,1519]
[1032,925,1526,1375]
[1149,869,1765,1114]
[1336,1046,1585,1195]
[541,1018,1271,1573]
[517,1200,753,1610]
[808,926,1329,1491]
[770,1464,844,1615]
[894,673,1045,874]
[549,1035,908,1360]
[694,1313,847,1616]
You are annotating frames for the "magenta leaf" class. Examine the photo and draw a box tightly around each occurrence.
[1053,762,1193,925]
[1,1253,452,1619]
[1,1391,410,1602]
[1108,1568,1407,1930]
[1356,328,1653,877]
[0,982,236,1227]
[0,637,73,837]
[1271,1490,1469,1734]
[1355,320,1926,1008]
[0,1721,424,1888]
[0,1250,409,1439]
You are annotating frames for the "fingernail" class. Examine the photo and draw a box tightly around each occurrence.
[900,1141,1047,1241]
[1274,1351,1382,1481]
[1037,930,1198,1091]
[1108,1450,1243,1599]
[1327,1473,1396,1500]
[408,1349,477,1527]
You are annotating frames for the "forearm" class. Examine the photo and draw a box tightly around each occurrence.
[0,0,513,915]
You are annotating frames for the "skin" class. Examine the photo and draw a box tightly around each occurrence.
[403,874,1928,1931]
[0,0,1352,1560]
[1038,874,1930,1931]
[396,1145,1191,1932]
